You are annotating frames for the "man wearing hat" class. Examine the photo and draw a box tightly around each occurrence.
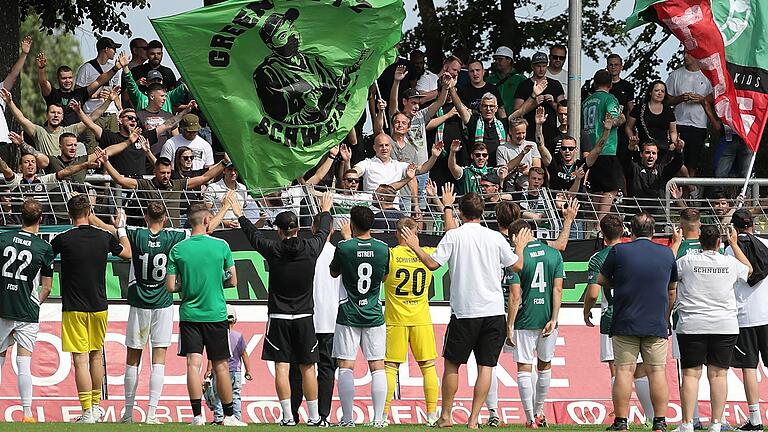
[130,40,178,94]
[513,51,565,147]
[727,208,768,431]
[75,36,124,152]
[121,58,189,112]
[486,46,527,116]
[159,114,213,170]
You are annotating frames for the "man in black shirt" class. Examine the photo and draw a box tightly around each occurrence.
[453,90,508,168]
[129,40,178,94]
[625,139,684,200]
[51,195,131,423]
[37,52,126,126]
[513,52,565,147]
[546,136,587,193]
[231,192,333,427]
[457,59,506,118]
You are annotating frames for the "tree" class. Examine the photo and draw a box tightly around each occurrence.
[18,14,83,124]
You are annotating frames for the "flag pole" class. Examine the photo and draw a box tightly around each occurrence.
[373,81,389,130]
[739,150,758,207]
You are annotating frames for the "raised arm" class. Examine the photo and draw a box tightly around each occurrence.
[440,183,458,231]
[2,36,32,91]
[415,141,445,174]
[305,146,339,186]
[373,99,386,135]
[85,51,126,96]
[509,80,547,119]
[36,52,53,97]
[155,100,195,136]
[424,73,453,119]
[728,225,754,276]
[73,98,103,139]
[401,226,441,271]
[0,88,36,137]
[426,107,457,131]
[389,65,406,119]
[449,87,471,124]
[534,107,552,166]
[388,163,416,191]
[103,159,138,189]
[187,158,227,189]
[447,139,464,180]
[547,197,579,251]
[585,113,614,167]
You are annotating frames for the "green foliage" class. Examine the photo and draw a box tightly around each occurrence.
[19,0,149,37]
[18,14,82,124]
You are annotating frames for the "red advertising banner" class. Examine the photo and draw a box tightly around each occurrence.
[0,305,764,425]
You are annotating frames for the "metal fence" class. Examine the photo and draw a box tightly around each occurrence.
[1,175,765,236]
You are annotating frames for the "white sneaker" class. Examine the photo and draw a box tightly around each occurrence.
[190,415,205,426]
[75,408,96,424]
[222,416,248,427]
[119,412,134,423]
[145,415,163,425]
[92,405,106,422]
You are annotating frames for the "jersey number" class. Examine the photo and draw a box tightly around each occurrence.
[583,104,597,130]
[139,253,167,282]
[532,261,547,293]
[394,268,427,296]
[357,263,373,294]
[1,246,32,282]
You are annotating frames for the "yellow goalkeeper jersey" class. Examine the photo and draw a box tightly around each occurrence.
[384,245,435,326]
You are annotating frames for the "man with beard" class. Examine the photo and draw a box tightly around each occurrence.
[130,40,178,93]
[448,140,509,195]
[37,51,127,126]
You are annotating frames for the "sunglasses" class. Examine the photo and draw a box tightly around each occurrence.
[473,153,489,158]
[344,178,359,183]
[550,55,566,60]
[181,155,194,161]
[560,147,576,152]
[121,115,138,121]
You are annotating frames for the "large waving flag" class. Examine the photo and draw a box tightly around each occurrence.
[628,0,768,152]
[152,0,404,188]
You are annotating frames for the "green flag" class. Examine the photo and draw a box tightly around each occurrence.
[152,0,404,188]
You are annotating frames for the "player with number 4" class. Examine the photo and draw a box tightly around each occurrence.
[330,206,390,427]
[505,219,565,429]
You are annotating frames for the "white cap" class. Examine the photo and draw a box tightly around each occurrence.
[227,305,237,323]
[493,46,514,59]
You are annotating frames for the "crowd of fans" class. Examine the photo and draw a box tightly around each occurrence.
[0,34,758,233]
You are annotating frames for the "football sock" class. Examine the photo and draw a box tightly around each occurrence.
[518,371,534,423]
[307,399,320,422]
[419,362,439,416]
[338,368,355,422]
[693,399,700,422]
[148,364,165,417]
[223,401,234,417]
[91,389,101,408]
[371,369,387,423]
[384,364,398,418]
[123,365,139,416]
[635,377,654,420]
[17,356,32,417]
[486,366,498,413]
[191,398,202,417]
[280,399,294,422]
[534,369,552,416]
[749,403,761,425]
[78,391,92,411]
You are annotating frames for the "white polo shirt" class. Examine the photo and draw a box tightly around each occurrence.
[431,223,518,318]
[353,156,409,193]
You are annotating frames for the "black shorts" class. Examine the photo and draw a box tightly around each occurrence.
[178,320,231,361]
[677,333,738,369]
[588,155,625,193]
[262,316,319,364]
[732,324,768,369]
[443,315,505,367]
[677,125,708,171]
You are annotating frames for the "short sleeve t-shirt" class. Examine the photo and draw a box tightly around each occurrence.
[227,330,246,371]
[168,235,233,322]
[431,223,518,318]
[353,157,409,194]
[75,60,120,114]
[33,124,81,156]
[404,108,430,166]
[547,157,583,191]
[629,103,676,145]
[44,87,91,126]
[137,109,174,153]
[587,246,614,333]
[0,230,55,323]
[582,90,621,155]
[46,155,88,183]
[457,82,503,114]
[383,245,436,326]
[135,178,190,223]
[513,240,565,330]
[330,237,390,328]
[486,71,527,115]
[666,67,713,128]
[726,235,768,327]
[51,225,124,312]
[126,226,189,309]
[98,128,158,176]
[160,135,215,170]
[514,78,564,145]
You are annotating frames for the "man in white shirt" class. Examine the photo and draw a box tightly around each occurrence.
[727,209,768,431]
[205,162,260,228]
[401,192,532,428]
[666,53,715,177]
[675,225,751,432]
[497,118,543,191]
[545,45,568,92]
[160,114,214,170]
[76,37,123,151]
[411,50,439,103]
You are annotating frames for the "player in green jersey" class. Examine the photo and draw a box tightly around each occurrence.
[330,206,390,427]
[582,214,656,427]
[506,220,564,428]
[0,199,54,423]
[166,202,245,427]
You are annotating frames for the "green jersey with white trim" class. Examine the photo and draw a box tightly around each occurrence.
[587,246,613,334]
[127,226,189,309]
[513,240,565,330]
[676,239,703,258]
[0,230,55,323]
[331,237,389,327]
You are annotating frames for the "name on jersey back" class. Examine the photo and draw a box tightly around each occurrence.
[13,237,31,247]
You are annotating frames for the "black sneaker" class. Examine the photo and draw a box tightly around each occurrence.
[606,419,628,431]
[652,419,667,432]
[308,418,331,428]
[737,421,764,431]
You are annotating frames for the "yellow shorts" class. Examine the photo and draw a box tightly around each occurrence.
[385,324,438,363]
[62,310,108,353]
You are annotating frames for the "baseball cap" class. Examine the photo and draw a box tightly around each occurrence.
[179,114,200,132]
[146,69,163,83]
[226,305,237,324]
[480,172,501,185]
[493,46,514,59]
[531,52,549,64]
[224,161,236,169]
[732,208,754,229]
[275,211,298,230]
[402,88,421,99]
[96,37,121,51]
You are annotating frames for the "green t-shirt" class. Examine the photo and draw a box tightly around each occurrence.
[168,235,233,322]
[0,230,55,322]
[676,239,703,258]
[587,246,613,334]
[331,237,389,327]
[511,240,565,330]
[458,164,492,195]
[487,70,527,114]
[127,226,189,309]
[582,90,620,156]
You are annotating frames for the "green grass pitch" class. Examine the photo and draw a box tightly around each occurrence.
[5,423,620,431]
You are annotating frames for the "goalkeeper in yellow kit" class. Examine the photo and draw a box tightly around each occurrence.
[383,217,440,425]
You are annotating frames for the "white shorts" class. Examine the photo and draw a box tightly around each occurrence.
[0,318,38,353]
[125,306,174,349]
[332,324,386,361]
[671,329,680,360]
[511,328,558,364]
[601,334,644,363]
